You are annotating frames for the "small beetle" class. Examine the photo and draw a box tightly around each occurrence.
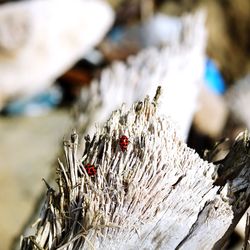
[84,163,97,176]
[119,135,129,152]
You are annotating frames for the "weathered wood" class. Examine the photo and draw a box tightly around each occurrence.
[20,90,250,249]
[74,11,206,141]
[16,11,207,249]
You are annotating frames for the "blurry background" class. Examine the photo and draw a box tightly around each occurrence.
[0,0,250,249]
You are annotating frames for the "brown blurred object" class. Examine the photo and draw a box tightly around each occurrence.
[205,0,250,84]
[107,0,250,84]
[108,0,154,24]
[0,109,72,250]
[58,68,94,101]
[101,0,155,62]
[159,0,250,84]
[193,84,228,138]
[106,0,124,10]
[99,40,139,62]
[226,74,250,132]
[158,0,199,15]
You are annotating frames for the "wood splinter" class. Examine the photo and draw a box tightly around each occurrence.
[20,88,250,250]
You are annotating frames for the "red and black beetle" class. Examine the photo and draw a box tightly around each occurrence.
[84,163,97,176]
[119,135,129,152]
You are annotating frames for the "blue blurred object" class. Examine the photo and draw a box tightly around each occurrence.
[3,86,62,116]
[204,58,226,95]
[108,26,124,42]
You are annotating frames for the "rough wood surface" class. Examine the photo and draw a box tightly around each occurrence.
[20,90,250,249]
[75,11,206,140]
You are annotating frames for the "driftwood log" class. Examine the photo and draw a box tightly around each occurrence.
[20,89,250,249]
[15,11,206,249]
[75,11,206,140]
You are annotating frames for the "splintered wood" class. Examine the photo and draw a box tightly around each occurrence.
[21,90,250,250]
[75,11,206,140]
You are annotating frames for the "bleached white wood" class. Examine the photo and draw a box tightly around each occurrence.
[21,92,250,249]
[75,11,207,140]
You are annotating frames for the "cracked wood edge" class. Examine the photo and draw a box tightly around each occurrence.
[20,95,250,250]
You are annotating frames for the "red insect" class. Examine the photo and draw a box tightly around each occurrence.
[84,163,97,176]
[119,135,129,152]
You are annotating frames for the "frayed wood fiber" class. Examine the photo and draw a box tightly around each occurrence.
[75,11,206,140]
[227,74,250,130]
[21,90,250,250]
